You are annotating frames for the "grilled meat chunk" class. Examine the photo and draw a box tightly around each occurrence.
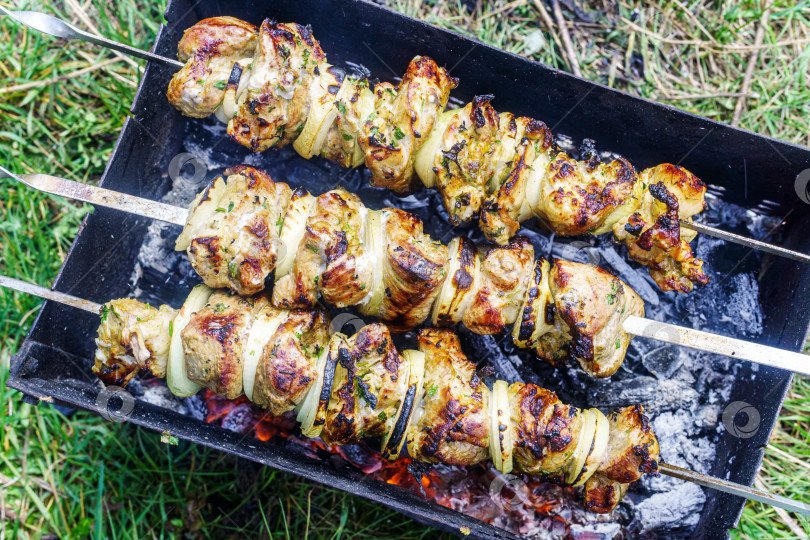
[407,329,490,467]
[378,209,448,331]
[508,382,583,479]
[584,473,628,514]
[182,290,263,399]
[480,116,552,244]
[359,56,457,194]
[229,20,326,151]
[94,299,175,385]
[322,323,409,445]
[184,166,291,296]
[533,154,638,236]
[252,308,330,415]
[536,260,644,378]
[273,189,371,309]
[599,405,660,484]
[434,96,501,225]
[463,236,534,335]
[167,17,259,118]
[612,164,709,292]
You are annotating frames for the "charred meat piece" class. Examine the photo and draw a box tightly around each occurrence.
[181,290,263,399]
[359,56,457,194]
[434,95,501,225]
[378,209,448,331]
[273,189,371,309]
[583,473,628,514]
[93,299,176,386]
[599,405,660,484]
[508,382,583,479]
[183,166,291,296]
[612,164,709,292]
[228,20,326,151]
[533,153,638,236]
[536,260,644,378]
[407,329,490,467]
[322,323,409,445]
[480,116,552,244]
[463,236,534,335]
[167,17,259,118]
[252,308,330,415]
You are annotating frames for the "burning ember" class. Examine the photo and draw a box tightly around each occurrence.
[200,391,627,537]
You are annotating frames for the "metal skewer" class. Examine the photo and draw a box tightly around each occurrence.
[0,166,188,226]
[1,273,807,518]
[0,7,184,69]
[681,220,810,265]
[3,7,808,266]
[3,168,810,377]
[659,463,810,518]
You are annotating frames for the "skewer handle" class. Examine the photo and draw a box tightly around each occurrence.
[0,166,189,226]
[0,275,101,314]
[0,7,184,69]
[681,220,810,265]
[659,463,810,518]
[624,315,810,376]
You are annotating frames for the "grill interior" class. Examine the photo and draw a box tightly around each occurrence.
[9,0,810,538]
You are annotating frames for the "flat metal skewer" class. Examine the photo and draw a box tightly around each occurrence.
[0,7,184,69]
[4,168,809,377]
[681,220,810,265]
[4,8,809,267]
[659,463,810,518]
[0,166,188,226]
[623,315,810,376]
[0,275,101,313]
[1,274,807,518]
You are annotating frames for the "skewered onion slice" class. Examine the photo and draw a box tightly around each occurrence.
[573,408,610,487]
[175,177,227,251]
[517,151,551,222]
[381,349,425,461]
[430,236,480,326]
[214,59,252,123]
[358,209,386,317]
[167,284,213,396]
[275,188,317,279]
[512,258,555,348]
[298,332,344,438]
[413,109,457,188]
[489,379,514,473]
[242,306,289,402]
[293,63,346,158]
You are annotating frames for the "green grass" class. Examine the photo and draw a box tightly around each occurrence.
[1,0,809,538]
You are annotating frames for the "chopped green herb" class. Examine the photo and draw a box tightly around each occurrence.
[607,281,619,305]
[335,101,346,115]
[615,338,621,349]
[99,304,110,323]
[301,49,310,67]
[169,320,173,337]
[213,303,226,314]
[427,384,439,398]
[196,79,205,85]
[227,201,234,212]
[393,126,405,140]
[228,261,238,278]
[378,411,387,422]
[213,80,228,90]
[359,284,366,290]
[278,45,290,59]
[314,275,319,285]
[276,216,285,234]
[306,243,319,253]
[215,207,226,213]
[342,133,353,141]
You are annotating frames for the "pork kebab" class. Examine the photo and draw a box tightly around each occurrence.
[166,16,708,293]
[175,165,643,379]
[93,284,660,515]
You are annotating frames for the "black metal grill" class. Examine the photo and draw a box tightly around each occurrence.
[9,1,810,537]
